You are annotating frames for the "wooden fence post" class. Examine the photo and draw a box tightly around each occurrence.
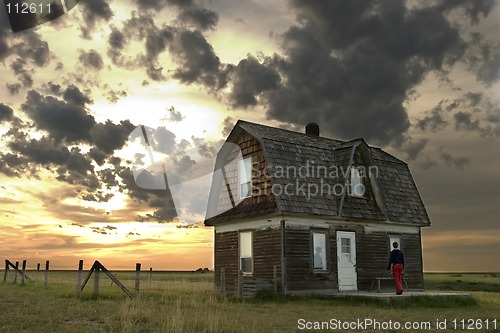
[37,263,40,282]
[93,265,100,297]
[44,261,49,289]
[21,260,27,286]
[14,261,19,284]
[238,270,243,298]
[3,260,9,282]
[76,260,83,293]
[273,265,277,294]
[220,267,225,297]
[135,263,141,296]
[149,267,152,283]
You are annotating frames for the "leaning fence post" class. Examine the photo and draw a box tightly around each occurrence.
[135,263,141,296]
[93,265,100,297]
[76,260,83,293]
[273,265,277,294]
[14,261,19,284]
[44,261,49,289]
[220,267,226,297]
[21,260,27,286]
[3,260,9,282]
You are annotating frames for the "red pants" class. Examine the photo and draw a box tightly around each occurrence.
[392,264,404,293]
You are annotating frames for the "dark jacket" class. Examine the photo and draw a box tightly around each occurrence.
[387,249,404,270]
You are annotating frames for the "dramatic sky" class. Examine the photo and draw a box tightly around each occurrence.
[0,0,499,272]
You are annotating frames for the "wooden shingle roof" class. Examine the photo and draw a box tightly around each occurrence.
[205,120,430,226]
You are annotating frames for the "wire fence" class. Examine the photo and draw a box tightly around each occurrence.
[2,259,215,298]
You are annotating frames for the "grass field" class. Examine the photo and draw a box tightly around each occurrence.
[0,271,499,332]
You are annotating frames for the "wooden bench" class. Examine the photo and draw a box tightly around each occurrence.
[370,277,409,293]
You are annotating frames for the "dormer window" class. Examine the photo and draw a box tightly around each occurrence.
[349,166,365,198]
[239,157,252,199]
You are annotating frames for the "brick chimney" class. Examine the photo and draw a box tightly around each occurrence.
[305,122,320,136]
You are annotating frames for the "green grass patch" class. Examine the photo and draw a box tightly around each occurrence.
[425,273,500,292]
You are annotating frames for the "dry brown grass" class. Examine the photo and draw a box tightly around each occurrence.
[1,271,499,332]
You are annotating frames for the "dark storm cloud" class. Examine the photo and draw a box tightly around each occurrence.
[108,27,125,50]
[10,58,33,88]
[221,0,496,145]
[0,7,10,61]
[107,13,175,79]
[47,82,62,96]
[135,0,169,11]
[229,55,280,107]
[116,165,178,222]
[6,83,22,95]
[454,111,484,133]
[221,116,235,137]
[62,85,93,106]
[21,90,96,143]
[135,0,195,11]
[0,103,14,122]
[0,89,179,223]
[105,88,127,103]
[78,49,104,70]
[90,120,135,154]
[145,27,175,62]
[465,33,500,86]
[0,153,27,177]
[169,29,222,86]
[143,26,175,80]
[421,91,500,137]
[8,136,70,166]
[106,5,223,82]
[166,0,195,8]
[399,138,428,161]
[11,31,51,67]
[79,0,113,38]
[474,49,500,86]
[416,103,448,132]
[178,6,219,31]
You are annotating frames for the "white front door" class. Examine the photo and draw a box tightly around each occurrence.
[337,231,357,291]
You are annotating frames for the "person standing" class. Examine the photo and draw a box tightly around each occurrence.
[387,242,405,295]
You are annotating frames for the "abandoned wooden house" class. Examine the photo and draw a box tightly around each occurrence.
[204,120,430,295]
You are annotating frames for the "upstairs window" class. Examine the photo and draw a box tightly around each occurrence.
[239,157,252,199]
[349,166,365,198]
[239,231,253,274]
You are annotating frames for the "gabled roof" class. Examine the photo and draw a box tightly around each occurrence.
[205,120,430,226]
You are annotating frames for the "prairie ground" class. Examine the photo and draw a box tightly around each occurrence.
[0,271,499,332]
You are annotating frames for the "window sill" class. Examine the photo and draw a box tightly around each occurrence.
[313,270,329,274]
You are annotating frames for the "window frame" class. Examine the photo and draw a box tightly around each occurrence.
[349,166,365,198]
[239,230,253,275]
[389,236,402,252]
[238,157,252,199]
[311,230,328,273]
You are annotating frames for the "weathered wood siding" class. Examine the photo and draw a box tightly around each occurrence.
[212,134,275,217]
[284,222,425,292]
[214,226,282,293]
[284,226,338,290]
[357,229,424,291]
[214,231,238,292]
